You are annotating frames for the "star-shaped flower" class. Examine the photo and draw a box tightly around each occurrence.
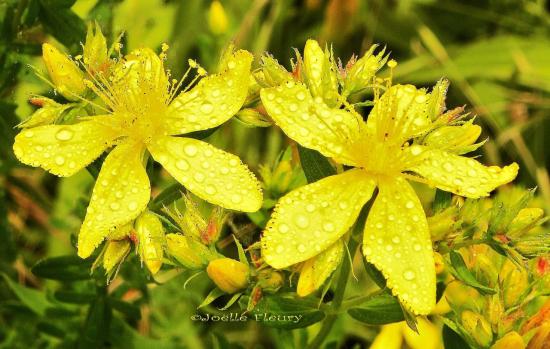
[13,45,263,258]
[259,40,518,314]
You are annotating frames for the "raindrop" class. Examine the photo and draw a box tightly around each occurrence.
[55,128,74,141]
[184,144,198,157]
[403,270,416,280]
[176,159,189,170]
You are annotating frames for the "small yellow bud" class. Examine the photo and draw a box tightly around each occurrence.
[491,331,525,349]
[434,252,445,274]
[207,258,249,293]
[103,239,131,276]
[499,260,529,308]
[165,233,218,269]
[258,55,294,87]
[236,108,272,127]
[42,43,86,100]
[427,205,460,241]
[208,0,229,35]
[508,208,545,236]
[461,310,494,348]
[257,270,284,292]
[424,122,483,155]
[135,212,165,275]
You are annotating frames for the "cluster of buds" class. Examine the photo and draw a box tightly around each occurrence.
[433,189,549,348]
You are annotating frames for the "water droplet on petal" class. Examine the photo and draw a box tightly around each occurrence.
[276,245,284,253]
[110,202,120,210]
[128,202,138,211]
[405,201,414,209]
[184,144,198,156]
[413,244,421,251]
[200,103,213,114]
[194,173,205,182]
[305,204,315,213]
[231,194,242,203]
[55,155,65,165]
[297,244,306,253]
[55,128,73,141]
[403,270,416,280]
[295,215,309,228]
[176,159,189,170]
[323,222,335,232]
[278,223,289,234]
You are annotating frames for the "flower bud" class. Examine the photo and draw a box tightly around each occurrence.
[42,43,86,100]
[297,241,343,297]
[342,44,387,96]
[423,122,483,155]
[302,40,339,107]
[508,208,545,237]
[258,55,293,87]
[257,269,284,292]
[236,108,272,127]
[499,260,529,308]
[527,322,550,349]
[135,212,165,275]
[165,233,218,269]
[19,97,70,128]
[83,22,108,73]
[103,239,131,277]
[461,310,493,348]
[427,205,460,241]
[491,331,525,349]
[208,0,228,35]
[207,258,250,293]
[445,281,482,310]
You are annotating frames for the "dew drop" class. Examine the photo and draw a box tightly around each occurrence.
[184,144,198,156]
[110,202,120,210]
[323,222,335,232]
[279,224,289,234]
[205,186,216,195]
[403,270,416,280]
[200,103,214,114]
[297,244,306,253]
[289,103,298,112]
[54,155,65,165]
[413,244,421,251]
[392,236,400,244]
[276,245,284,253]
[231,194,242,203]
[443,162,454,172]
[55,128,73,141]
[296,91,306,101]
[305,204,315,213]
[364,247,372,256]
[295,215,309,228]
[405,201,414,209]
[128,202,138,211]
[24,131,34,138]
[194,173,205,182]
[176,159,189,170]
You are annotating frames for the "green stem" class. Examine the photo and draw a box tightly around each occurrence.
[306,204,371,349]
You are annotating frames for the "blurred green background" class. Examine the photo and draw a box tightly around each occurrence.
[0,0,549,348]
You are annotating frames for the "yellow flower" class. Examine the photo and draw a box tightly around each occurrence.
[13,46,263,259]
[259,39,518,315]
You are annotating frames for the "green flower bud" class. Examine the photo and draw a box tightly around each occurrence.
[165,233,218,269]
[302,39,339,107]
[236,108,272,127]
[103,239,131,277]
[491,331,525,349]
[83,21,108,73]
[342,44,387,96]
[258,55,293,87]
[461,310,494,348]
[499,260,529,308]
[508,208,545,237]
[207,258,250,293]
[18,97,70,128]
[427,205,460,241]
[423,122,484,155]
[42,43,86,100]
[257,269,284,293]
[135,212,165,275]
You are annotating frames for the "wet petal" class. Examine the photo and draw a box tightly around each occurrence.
[164,49,253,135]
[260,81,364,166]
[366,84,432,142]
[148,136,262,212]
[262,169,376,269]
[405,145,519,198]
[297,239,344,297]
[78,141,150,258]
[13,116,118,177]
[363,176,436,315]
[302,39,339,106]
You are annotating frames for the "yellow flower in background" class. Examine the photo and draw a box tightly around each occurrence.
[369,319,443,349]
[13,43,262,259]
[260,39,518,315]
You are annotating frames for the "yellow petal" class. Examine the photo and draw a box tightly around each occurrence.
[297,239,344,297]
[403,318,442,349]
[405,145,519,198]
[135,211,165,275]
[367,84,431,142]
[262,169,376,269]
[148,136,262,212]
[13,117,118,177]
[369,323,404,349]
[164,49,253,135]
[260,81,363,166]
[363,176,436,315]
[78,141,150,258]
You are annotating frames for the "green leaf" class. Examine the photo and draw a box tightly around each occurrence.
[443,324,472,349]
[1,273,52,316]
[249,295,325,329]
[198,288,225,309]
[362,259,386,289]
[32,255,93,281]
[38,0,86,49]
[449,250,496,295]
[347,294,405,325]
[297,144,336,183]
[54,290,96,304]
[78,293,112,349]
[433,189,452,212]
